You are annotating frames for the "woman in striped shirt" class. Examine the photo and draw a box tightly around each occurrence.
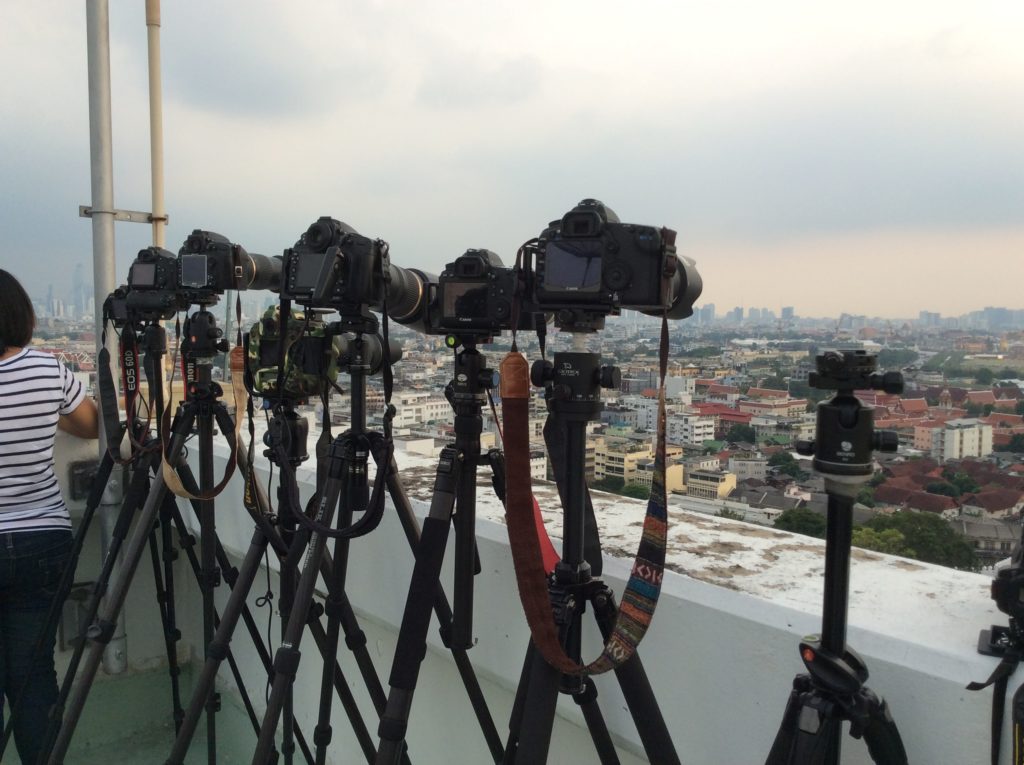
[0,268,98,763]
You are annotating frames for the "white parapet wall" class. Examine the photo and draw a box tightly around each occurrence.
[176,444,1018,764]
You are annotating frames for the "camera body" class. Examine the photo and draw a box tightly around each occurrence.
[178,230,243,298]
[534,199,678,321]
[427,249,525,337]
[281,217,388,309]
[120,247,192,322]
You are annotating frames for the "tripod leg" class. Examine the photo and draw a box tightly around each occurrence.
[505,639,562,764]
[384,465,504,760]
[591,589,680,765]
[251,472,342,765]
[148,499,184,732]
[314,436,360,765]
[44,418,194,764]
[376,445,461,764]
[572,680,620,765]
[166,526,275,765]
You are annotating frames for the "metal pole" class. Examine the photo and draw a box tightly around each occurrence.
[145,0,166,248]
[86,0,128,675]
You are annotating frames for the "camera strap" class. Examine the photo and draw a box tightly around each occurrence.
[968,646,1024,765]
[500,316,671,676]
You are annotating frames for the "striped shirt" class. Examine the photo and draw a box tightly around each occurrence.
[0,348,85,532]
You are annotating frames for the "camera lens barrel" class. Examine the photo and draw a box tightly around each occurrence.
[242,252,283,292]
[663,255,703,320]
[386,266,436,334]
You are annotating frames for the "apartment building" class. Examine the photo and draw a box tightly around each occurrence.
[930,418,994,462]
[667,412,716,446]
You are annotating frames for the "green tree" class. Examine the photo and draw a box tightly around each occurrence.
[725,424,757,443]
[965,402,985,417]
[774,507,826,538]
[851,527,915,557]
[976,368,995,385]
[1009,434,1024,453]
[769,451,797,467]
[592,476,624,492]
[865,512,977,570]
[758,376,789,391]
[1016,400,1024,416]
[925,481,960,497]
[856,487,875,507]
[943,471,980,495]
[869,472,887,488]
[718,508,746,521]
[878,349,920,368]
[621,483,650,499]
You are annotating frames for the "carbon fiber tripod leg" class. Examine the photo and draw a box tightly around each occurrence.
[44,417,194,764]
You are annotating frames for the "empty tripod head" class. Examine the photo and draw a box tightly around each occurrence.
[796,350,904,480]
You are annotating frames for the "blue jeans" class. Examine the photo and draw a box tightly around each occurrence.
[0,529,73,764]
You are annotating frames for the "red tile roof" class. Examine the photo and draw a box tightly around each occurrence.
[961,489,1024,513]
[746,387,788,400]
[905,491,959,514]
[899,398,929,413]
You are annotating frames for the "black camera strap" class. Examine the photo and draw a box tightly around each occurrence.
[968,646,1024,765]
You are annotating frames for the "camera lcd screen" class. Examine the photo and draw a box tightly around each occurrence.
[294,254,325,291]
[543,241,601,293]
[179,254,208,288]
[130,263,156,287]
[443,282,488,319]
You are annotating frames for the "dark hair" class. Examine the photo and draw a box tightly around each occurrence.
[0,270,35,352]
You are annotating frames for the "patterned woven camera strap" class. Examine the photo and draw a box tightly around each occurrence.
[499,316,670,676]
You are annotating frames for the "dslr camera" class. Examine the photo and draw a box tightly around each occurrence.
[120,247,191,322]
[425,248,537,338]
[533,199,702,330]
[280,217,431,331]
[179,230,281,303]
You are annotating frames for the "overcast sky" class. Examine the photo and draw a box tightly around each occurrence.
[1,0,1021,319]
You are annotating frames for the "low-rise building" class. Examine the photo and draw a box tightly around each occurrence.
[686,469,737,500]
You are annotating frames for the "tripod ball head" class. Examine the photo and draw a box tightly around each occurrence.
[802,350,904,480]
[808,350,904,396]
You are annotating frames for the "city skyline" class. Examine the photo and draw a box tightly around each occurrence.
[1,1,1022,319]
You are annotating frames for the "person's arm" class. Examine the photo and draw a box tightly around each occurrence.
[58,396,99,439]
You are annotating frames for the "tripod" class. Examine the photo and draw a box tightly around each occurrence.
[376,336,505,764]
[766,350,908,765]
[252,315,501,764]
[504,348,679,765]
[166,397,390,765]
[43,306,238,765]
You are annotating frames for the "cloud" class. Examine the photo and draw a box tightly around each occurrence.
[416,52,544,109]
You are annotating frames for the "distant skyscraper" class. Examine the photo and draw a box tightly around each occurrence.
[781,306,795,321]
[748,307,761,323]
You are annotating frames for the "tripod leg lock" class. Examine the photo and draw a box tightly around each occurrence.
[272,644,301,679]
[86,618,118,645]
[378,714,408,742]
[313,724,332,748]
[324,595,344,621]
[344,630,368,651]
[209,638,231,661]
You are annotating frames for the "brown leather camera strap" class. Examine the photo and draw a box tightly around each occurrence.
[500,316,671,676]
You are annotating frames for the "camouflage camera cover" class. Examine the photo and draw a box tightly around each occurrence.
[246,306,339,400]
